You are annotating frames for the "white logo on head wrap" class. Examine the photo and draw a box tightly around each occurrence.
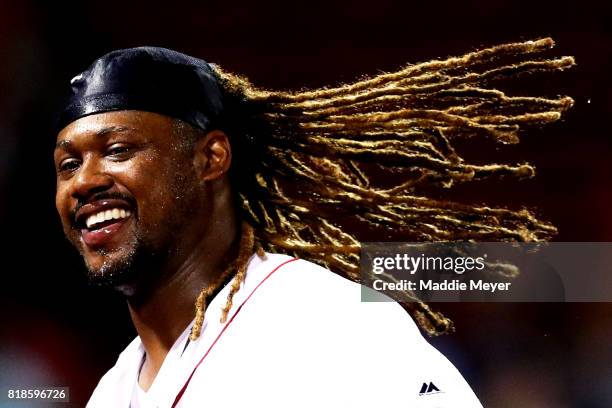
[70,73,84,86]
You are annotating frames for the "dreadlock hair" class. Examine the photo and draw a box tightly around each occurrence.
[189,37,574,339]
[190,221,266,341]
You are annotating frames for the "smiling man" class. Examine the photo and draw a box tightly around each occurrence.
[54,42,572,407]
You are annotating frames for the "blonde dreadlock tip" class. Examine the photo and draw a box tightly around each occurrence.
[534,37,554,48]
[256,246,267,259]
[559,56,576,68]
[562,96,575,109]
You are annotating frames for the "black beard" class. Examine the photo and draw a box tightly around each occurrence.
[84,208,199,296]
[83,234,171,295]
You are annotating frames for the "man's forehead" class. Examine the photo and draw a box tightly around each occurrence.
[56,111,174,145]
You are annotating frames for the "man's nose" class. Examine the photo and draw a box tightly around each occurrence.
[71,156,113,200]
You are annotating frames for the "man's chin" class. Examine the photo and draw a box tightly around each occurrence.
[79,243,138,287]
[84,252,137,288]
[80,241,168,293]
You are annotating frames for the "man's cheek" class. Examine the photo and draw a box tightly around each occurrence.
[64,225,81,247]
[60,212,74,236]
[59,211,81,249]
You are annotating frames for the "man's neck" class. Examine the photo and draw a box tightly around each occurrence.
[128,232,239,390]
[125,186,239,391]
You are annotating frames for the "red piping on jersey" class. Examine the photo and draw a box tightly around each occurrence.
[171,257,298,408]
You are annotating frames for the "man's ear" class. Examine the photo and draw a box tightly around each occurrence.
[192,130,232,181]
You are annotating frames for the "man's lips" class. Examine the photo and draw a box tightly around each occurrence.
[74,198,135,248]
[75,198,134,227]
[81,217,132,247]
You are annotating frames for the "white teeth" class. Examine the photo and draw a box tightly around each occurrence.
[85,207,132,229]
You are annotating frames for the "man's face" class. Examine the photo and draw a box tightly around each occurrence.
[54,111,202,287]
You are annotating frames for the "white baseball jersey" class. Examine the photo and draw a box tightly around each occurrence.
[87,253,483,407]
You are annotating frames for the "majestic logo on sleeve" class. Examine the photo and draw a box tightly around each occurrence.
[419,381,442,396]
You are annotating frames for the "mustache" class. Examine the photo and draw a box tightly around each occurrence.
[70,191,137,223]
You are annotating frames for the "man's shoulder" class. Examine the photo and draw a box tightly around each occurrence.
[244,252,422,338]
[212,253,482,407]
[251,253,370,304]
[254,252,372,297]
[86,336,143,407]
[257,253,363,294]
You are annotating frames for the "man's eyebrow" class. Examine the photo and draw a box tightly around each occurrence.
[55,125,136,149]
[55,139,71,150]
[95,125,135,137]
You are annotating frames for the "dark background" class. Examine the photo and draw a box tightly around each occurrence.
[0,0,610,406]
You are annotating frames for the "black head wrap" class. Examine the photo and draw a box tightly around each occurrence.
[57,47,224,132]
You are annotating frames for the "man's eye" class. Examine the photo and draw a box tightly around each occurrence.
[107,145,131,157]
[59,158,80,173]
